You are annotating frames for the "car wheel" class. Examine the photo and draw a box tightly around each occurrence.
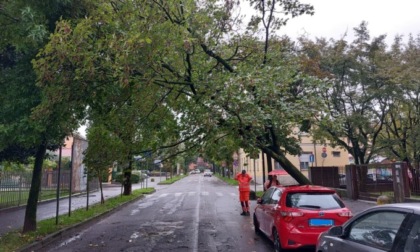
[273,228,283,252]
[253,213,261,234]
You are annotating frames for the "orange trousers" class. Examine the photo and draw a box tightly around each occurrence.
[239,191,250,201]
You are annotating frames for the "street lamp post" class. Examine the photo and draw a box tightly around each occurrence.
[253,158,257,193]
[55,146,62,225]
[232,152,239,176]
[159,163,163,182]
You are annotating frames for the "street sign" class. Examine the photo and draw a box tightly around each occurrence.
[321,152,327,158]
[322,147,327,153]
[309,154,314,162]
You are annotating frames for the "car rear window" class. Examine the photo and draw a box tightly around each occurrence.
[286,192,345,210]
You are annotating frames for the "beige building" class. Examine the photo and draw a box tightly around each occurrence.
[235,133,350,186]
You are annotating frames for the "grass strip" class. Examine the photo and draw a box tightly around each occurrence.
[157,174,187,184]
[214,174,238,186]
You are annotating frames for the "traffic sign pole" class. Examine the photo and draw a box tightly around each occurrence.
[309,154,314,167]
[322,146,327,158]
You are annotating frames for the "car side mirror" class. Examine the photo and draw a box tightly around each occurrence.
[327,226,343,236]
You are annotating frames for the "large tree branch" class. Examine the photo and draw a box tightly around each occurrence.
[200,43,234,73]
[259,144,311,185]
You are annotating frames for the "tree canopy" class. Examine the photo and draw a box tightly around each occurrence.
[33,0,323,185]
[0,0,94,233]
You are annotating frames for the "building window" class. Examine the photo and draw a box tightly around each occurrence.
[300,162,309,170]
[332,151,341,157]
[299,153,311,170]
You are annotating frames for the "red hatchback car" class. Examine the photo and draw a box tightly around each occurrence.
[253,185,352,251]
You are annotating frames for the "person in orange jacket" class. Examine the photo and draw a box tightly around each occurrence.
[235,170,253,216]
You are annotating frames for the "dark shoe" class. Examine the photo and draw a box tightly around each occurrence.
[240,212,246,216]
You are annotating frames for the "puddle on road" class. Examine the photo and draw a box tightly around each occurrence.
[159,195,186,215]
[130,199,157,215]
[126,220,189,251]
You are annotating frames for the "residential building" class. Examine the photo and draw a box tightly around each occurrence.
[235,133,349,186]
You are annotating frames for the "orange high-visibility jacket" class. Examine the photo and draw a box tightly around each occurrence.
[235,173,252,192]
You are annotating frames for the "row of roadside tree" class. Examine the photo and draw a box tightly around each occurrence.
[1,0,419,233]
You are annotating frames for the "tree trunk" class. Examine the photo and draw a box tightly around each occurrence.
[266,152,273,173]
[123,160,132,195]
[98,175,105,204]
[226,160,231,179]
[22,143,47,233]
[262,152,267,186]
[261,146,312,185]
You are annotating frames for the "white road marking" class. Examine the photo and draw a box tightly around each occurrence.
[130,209,140,215]
[130,231,140,240]
[55,229,87,248]
[192,176,201,252]
[174,192,183,197]
[167,193,186,215]
[201,191,209,196]
[216,192,223,197]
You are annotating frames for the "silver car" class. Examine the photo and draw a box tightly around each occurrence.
[316,203,420,252]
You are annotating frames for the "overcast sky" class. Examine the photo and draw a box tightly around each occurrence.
[260,0,420,45]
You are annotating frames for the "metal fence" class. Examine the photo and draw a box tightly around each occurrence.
[309,163,418,203]
[354,164,395,201]
[408,163,420,196]
[0,170,32,209]
[0,169,98,209]
[309,166,346,189]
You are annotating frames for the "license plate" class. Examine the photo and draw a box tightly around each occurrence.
[309,219,334,226]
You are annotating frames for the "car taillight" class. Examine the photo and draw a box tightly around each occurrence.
[337,211,353,218]
[280,211,304,222]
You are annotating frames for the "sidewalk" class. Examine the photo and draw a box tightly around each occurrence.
[0,176,166,237]
[342,199,377,214]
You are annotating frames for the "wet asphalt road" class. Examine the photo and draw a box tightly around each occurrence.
[41,175,275,252]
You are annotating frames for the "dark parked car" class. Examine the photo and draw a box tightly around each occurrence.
[365,173,393,183]
[253,185,352,251]
[316,203,420,252]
